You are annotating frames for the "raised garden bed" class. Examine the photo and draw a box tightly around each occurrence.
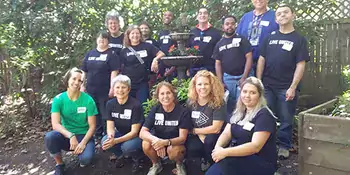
[298,99,350,175]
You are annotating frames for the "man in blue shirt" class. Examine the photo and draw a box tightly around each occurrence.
[257,4,309,159]
[236,0,278,75]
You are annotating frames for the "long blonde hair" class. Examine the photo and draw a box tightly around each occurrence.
[188,70,224,109]
[230,77,268,124]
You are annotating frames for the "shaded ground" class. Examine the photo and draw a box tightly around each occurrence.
[0,135,298,175]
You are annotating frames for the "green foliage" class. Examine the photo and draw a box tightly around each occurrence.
[331,65,350,117]
[142,78,190,116]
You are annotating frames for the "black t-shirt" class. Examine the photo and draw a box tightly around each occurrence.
[213,34,252,76]
[188,102,227,128]
[105,97,144,135]
[120,42,160,87]
[145,38,159,48]
[143,103,192,139]
[259,31,310,89]
[158,30,176,76]
[81,48,121,96]
[108,33,124,56]
[188,27,222,68]
[230,108,277,165]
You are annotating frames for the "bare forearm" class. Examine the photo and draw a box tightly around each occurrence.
[215,133,231,148]
[53,124,73,138]
[223,142,259,157]
[289,61,306,90]
[116,131,138,143]
[215,61,223,83]
[169,136,186,146]
[195,125,221,135]
[242,53,253,78]
[256,56,265,79]
[140,129,159,143]
[80,126,96,145]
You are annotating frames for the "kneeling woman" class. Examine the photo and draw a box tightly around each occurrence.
[44,68,97,175]
[186,70,227,171]
[101,75,144,173]
[139,82,191,175]
[206,77,277,175]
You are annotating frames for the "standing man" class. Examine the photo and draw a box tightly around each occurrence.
[188,7,221,77]
[158,11,176,81]
[105,10,124,56]
[256,4,309,159]
[214,15,253,114]
[236,0,278,75]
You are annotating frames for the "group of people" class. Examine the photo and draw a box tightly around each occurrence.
[44,0,309,175]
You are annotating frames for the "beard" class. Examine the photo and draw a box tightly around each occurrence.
[225,31,235,36]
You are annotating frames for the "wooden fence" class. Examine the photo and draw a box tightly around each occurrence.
[301,20,350,105]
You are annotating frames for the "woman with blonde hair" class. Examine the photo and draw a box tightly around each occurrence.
[186,70,227,171]
[206,77,277,175]
[119,25,164,105]
[140,82,191,175]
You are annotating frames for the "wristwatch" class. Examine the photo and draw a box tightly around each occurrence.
[167,139,171,146]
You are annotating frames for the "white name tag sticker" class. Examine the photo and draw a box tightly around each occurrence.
[145,40,153,44]
[138,50,148,58]
[191,111,201,119]
[99,54,107,61]
[282,43,293,51]
[163,39,169,44]
[250,39,258,46]
[155,113,164,121]
[124,109,132,116]
[232,38,241,43]
[243,122,255,131]
[203,36,212,43]
[260,21,270,27]
[194,37,201,41]
[77,107,86,113]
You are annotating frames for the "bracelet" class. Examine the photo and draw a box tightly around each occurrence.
[69,133,75,139]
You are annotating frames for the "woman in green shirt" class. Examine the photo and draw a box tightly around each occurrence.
[44,68,98,175]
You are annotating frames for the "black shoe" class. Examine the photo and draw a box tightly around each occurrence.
[131,161,143,173]
[54,164,65,175]
[115,157,125,168]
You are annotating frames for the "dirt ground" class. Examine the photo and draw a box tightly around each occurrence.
[0,134,298,175]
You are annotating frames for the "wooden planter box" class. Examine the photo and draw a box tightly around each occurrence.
[298,99,350,175]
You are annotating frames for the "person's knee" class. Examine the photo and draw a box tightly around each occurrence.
[100,135,109,146]
[44,131,61,150]
[167,145,185,161]
[79,152,94,166]
[142,140,154,153]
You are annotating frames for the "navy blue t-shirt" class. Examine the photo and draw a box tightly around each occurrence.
[105,97,144,135]
[158,30,176,76]
[120,42,160,87]
[108,33,124,56]
[143,103,192,139]
[230,108,276,165]
[82,48,121,96]
[213,34,252,76]
[145,38,159,49]
[188,27,222,68]
[236,10,279,61]
[259,30,310,89]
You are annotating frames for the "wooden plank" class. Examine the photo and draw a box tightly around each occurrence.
[302,113,350,144]
[299,98,337,115]
[300,138,350,172]
[300,164,350,175]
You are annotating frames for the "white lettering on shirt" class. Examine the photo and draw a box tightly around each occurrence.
[111,112,119,118]
[165,120,178,126]
[269,40,294,51]
[109,43,123,48]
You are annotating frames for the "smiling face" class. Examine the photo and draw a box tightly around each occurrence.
[240,83,260,109]
[96,36,109,49]
[163,11,173,25]
[139,24,150,37]
[252,0,268,10]
[195,76,211,99]
[107,19,120,35]
[197,8,209,24]
[129,28,141,45]
[114,82,130,99]
[275,6,294,26]
[158,85,175,107]
[67,71,83,92]
[223,17,237,36]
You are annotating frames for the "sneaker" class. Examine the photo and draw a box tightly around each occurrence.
[176,163,187,175]
[200,158,211,171]
[147,162,163,175]
[79,164,86,168]
[131,161,143,173]
[278,147,290,159]
[54,164,65,175]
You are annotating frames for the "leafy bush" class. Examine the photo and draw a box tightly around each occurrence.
[331,65,350,117]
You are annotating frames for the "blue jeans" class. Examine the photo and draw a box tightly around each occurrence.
[44,131,95,166]
[264,86,298,149]
[205,155,276,175]
[223,73,242,114]
[130,82,149,107]
[89,94,108,137]
[186,134,220,163]
[101,131,143,159]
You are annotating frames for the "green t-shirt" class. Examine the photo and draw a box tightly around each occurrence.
[51,92,98,134]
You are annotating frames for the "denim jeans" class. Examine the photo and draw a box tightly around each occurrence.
[205,155,276,175]
[264,86,298,149]
[101,131,143,159]
[44,131,95,166]
[89,94,108,137]
[223,73,242,114]
[130,82,149,107]
[186,134,220,162]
